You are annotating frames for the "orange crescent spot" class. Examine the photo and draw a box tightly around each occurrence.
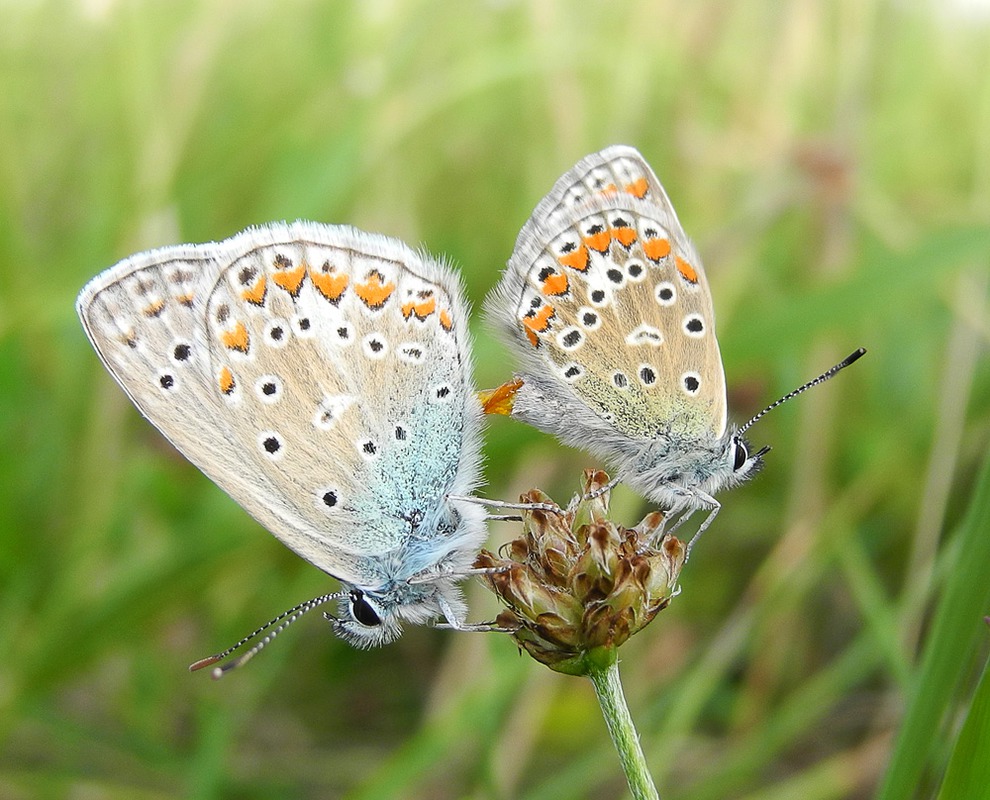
[439,309,454,331]
[541,273,569,296]
[625,177,649,199]
[310,268,348,303]
[478,378,524,416]
[142,299,165,317]
[401,296,437,320]
[522,305,555,340]
[642,237,671,262]
[599,183,618,195]
[272,263,306,296]
[175,292,195,307]
[675,256,698,284]
[221,321,250,353]
[611,226,637,247]
[218,366,236,395]
[558,244,589,272]
[525,327,539,347]
[355,272,396,309]
[583,231,611,253]
[241,275,266,306]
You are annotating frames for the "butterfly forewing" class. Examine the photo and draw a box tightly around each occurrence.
[79,222,480,587]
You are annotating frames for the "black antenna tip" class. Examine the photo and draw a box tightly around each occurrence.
[736,346,868,437]
[842,347,867,367]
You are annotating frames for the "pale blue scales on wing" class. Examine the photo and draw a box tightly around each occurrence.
[77,221,487,649]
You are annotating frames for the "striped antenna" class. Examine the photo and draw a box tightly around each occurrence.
[736,348,866,438]
[190,591,346,679]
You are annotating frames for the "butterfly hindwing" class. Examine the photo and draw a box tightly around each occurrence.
[488,146,727,442]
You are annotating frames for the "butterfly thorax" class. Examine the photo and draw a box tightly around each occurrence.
[333,499,485,647]
[611,427,763,512]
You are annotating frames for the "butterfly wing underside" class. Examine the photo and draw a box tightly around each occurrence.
[488,146,727,442]
[78,222,481,588]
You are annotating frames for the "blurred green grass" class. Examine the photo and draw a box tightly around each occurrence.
[2,0,989,798]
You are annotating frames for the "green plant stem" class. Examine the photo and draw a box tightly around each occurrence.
[588,658,660,800]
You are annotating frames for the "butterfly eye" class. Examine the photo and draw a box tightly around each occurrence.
[732,438,749,471]
[349,591,382,627]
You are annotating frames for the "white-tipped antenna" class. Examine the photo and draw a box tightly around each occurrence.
[189,591,346,679]
[736,348,866,438]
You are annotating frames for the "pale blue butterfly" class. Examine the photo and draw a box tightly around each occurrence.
[485,146,864,551]
[77,222,488,671]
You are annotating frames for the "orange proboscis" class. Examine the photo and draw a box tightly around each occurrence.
[218,366,236,395]
[221,321,250,353]
[625,177,649,199]
[642,237,671,262]
[355,273,396,308]
[241,275,267,305]
[675,256,699,284]
[479,378,523,416]
[272,263,306,295]
[401,296,437,320]
[310,269,348,303]
[557,244,589,272]
[541,273,569,296]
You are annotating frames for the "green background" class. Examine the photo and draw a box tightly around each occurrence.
[2,1,989,798]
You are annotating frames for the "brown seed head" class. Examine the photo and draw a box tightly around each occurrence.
[475,470,685,675]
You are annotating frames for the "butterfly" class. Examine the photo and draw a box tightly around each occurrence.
[77,222,488,662]
[484,146,864,548]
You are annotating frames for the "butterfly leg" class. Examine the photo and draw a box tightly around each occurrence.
[661,508,694,536]
[647,489,720,560]
[406,563,510,585]
[582,475,620,501]
[684,492,721,560]
[434,594,516,633]
[446,494,564,514]
[434,619,518,633]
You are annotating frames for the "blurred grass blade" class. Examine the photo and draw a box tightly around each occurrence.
[877,453,990,799]
[937,654,990,800]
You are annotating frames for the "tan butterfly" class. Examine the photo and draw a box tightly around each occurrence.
[485,146,864,549]
[78,222,490,669]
